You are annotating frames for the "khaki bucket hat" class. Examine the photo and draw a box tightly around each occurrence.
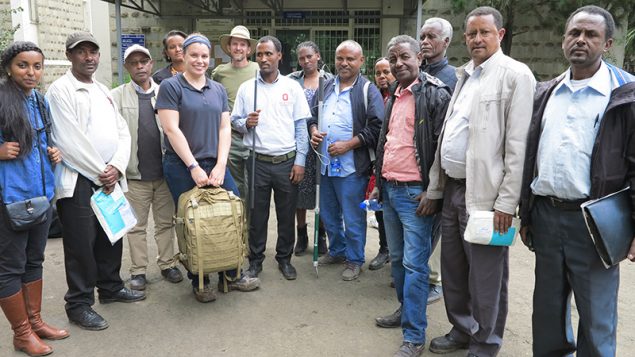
[219,25,257,56]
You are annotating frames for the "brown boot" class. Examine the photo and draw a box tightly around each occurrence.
[23,280,69,340]
[0,290,53,356]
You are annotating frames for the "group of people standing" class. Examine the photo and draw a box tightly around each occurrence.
[0,4,633,357]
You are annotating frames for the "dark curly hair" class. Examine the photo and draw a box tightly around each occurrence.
[162,30,187,62]
[1,41,46,158]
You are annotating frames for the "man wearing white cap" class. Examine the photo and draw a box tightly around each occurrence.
[212,25,259,202]
[111,44,183,292]
[46,31,145,331]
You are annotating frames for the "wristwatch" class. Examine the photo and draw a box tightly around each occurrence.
[187,162,199,171]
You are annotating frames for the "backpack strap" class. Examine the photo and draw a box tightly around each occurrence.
[362,80,375,162]
[605,61,626,87]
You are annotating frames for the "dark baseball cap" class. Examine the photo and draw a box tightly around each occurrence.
[66,32,100,50]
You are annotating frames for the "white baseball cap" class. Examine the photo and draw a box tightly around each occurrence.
[123,44,151,62]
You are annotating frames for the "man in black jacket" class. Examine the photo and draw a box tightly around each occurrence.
[519,6,635,357]
[308,40,383,281]
[371,35,451,357]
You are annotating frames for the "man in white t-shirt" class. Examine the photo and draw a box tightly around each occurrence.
[46,32,145,332]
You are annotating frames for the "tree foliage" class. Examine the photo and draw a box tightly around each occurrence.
[0,7,22,54]
[450,0,632,57]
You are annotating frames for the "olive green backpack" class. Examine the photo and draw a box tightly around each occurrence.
[175,186,246,292]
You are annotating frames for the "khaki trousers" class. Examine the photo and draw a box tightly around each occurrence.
[125,179,176,275]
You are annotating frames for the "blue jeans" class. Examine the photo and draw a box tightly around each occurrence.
[163,153,240,286]
[319,173,368,265]
[382,181,433,344]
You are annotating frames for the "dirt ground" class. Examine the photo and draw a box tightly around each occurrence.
[1,209,634,356]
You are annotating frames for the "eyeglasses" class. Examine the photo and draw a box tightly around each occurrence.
[126,58,151,66]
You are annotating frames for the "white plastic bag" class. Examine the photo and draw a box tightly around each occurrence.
[464,210,520,246]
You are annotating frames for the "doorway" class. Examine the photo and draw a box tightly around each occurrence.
[275,29,310,75]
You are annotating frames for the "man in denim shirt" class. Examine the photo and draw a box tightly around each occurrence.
[308,40,383,281]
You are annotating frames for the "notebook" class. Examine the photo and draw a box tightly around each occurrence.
[581,187,634,268]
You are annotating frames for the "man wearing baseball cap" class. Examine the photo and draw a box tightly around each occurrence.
[212,26,259,209]
[46,31,145,331]
[111,44,183,293]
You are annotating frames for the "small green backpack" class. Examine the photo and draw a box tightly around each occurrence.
[175,186,246,292]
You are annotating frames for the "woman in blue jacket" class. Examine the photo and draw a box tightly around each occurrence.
[0,41,67,356]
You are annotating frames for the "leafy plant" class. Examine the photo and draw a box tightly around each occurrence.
[0,7,23,53]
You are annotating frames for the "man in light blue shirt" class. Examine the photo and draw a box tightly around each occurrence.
[520,6,635,356]
[231,36,310,281]
[308,40,384,281]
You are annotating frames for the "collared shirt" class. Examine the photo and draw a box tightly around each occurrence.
[231,71,310,166]
[421,57,458,93]
[381,79,420,182]
[155,73,228,160]
[131,80,155,95]
[318,76,356,177]
[86,83,119,162]
[530,61,614,200]
[440,62,483,179]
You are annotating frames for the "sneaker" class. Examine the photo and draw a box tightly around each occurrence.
[395,342,425,357]
[161,267,183,283]
[427,284,443,305]
[245,263,263,278]
[318,254,346,266]
[192,285,216,303]
[368,250,390,270]
[218,275,260,292]
[342,262,361,281]
[129,274,146,291]
[368,215,379,229]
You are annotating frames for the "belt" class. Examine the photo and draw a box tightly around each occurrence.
[385,180,423,187]
[538,196,586,211]
[255,151,296,164]
[447,176,466,185]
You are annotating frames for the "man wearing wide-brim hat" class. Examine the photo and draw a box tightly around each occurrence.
[211,25,260,291]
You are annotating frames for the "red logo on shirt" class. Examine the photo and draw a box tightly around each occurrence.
[282,93,289,101]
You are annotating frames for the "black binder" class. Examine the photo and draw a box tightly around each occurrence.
[581,187,634,268]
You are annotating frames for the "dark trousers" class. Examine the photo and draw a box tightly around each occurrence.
[376,211,388,252]
[247,156,297,266]
[531,197,618,357]
[163,153,240,286]
[0,206,52,298]
[57,175,124,311]
[441,178,508,357]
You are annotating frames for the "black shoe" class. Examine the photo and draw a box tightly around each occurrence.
[369,250,390,270]
[429,334,469,354]
[245,263,262,278]
[161,267,183,283]
[294,224,309,256]
[99,287,146,304]
[67,307,109,331]
[278,261,297,280]
[317,227,327,256]
[129,274,146,291]
[375,305,401,328]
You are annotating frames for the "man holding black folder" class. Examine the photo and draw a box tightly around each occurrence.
[519,5,635,357]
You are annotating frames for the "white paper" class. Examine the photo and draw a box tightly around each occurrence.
[90,183,137,245]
